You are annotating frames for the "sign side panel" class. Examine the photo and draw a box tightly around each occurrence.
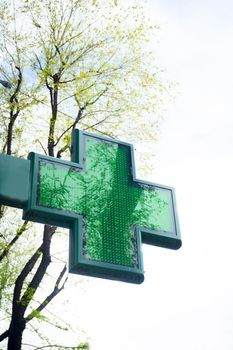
[0,154,30,208]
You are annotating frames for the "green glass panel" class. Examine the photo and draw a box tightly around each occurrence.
[38,136,175,267]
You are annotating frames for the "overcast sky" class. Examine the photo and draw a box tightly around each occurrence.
[53,1,233,349]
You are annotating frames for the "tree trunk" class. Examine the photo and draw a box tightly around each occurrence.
[7,118,15,155]
[5,225,56,349]
[7,319,26,350]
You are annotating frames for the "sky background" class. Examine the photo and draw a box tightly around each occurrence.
[54,1,233,349]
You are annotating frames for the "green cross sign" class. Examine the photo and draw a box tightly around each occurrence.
[0,129,181,284]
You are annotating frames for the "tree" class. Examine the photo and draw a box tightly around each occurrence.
[0,0,170,348]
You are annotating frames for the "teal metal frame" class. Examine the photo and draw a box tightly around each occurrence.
[22,139,146,283]
[0,129,181,284]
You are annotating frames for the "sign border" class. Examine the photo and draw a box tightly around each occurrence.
[22,129,181,283]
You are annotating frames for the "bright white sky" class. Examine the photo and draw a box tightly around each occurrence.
[52,1,233,349]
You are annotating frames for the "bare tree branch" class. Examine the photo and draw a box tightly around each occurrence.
[28,343,88,350]
[0,221,29,263]
[56,144,70,159]
[25,264,67,322]
[0,329,9,342]
[35,139,48,155]
[54,107,84,147]
[85,88,108,107]
[6,66,23,155]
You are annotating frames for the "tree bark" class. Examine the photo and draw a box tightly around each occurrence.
[6,66,22,155]
[6,225,56,349]
[7,319,26,350]
[47,74,59,157]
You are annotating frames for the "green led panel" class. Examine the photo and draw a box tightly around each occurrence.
[23,130,181,283]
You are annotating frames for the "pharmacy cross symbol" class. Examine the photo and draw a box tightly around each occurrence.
[0,129,181,284]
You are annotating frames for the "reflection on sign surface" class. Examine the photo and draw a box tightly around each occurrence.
[38,136,176,270]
